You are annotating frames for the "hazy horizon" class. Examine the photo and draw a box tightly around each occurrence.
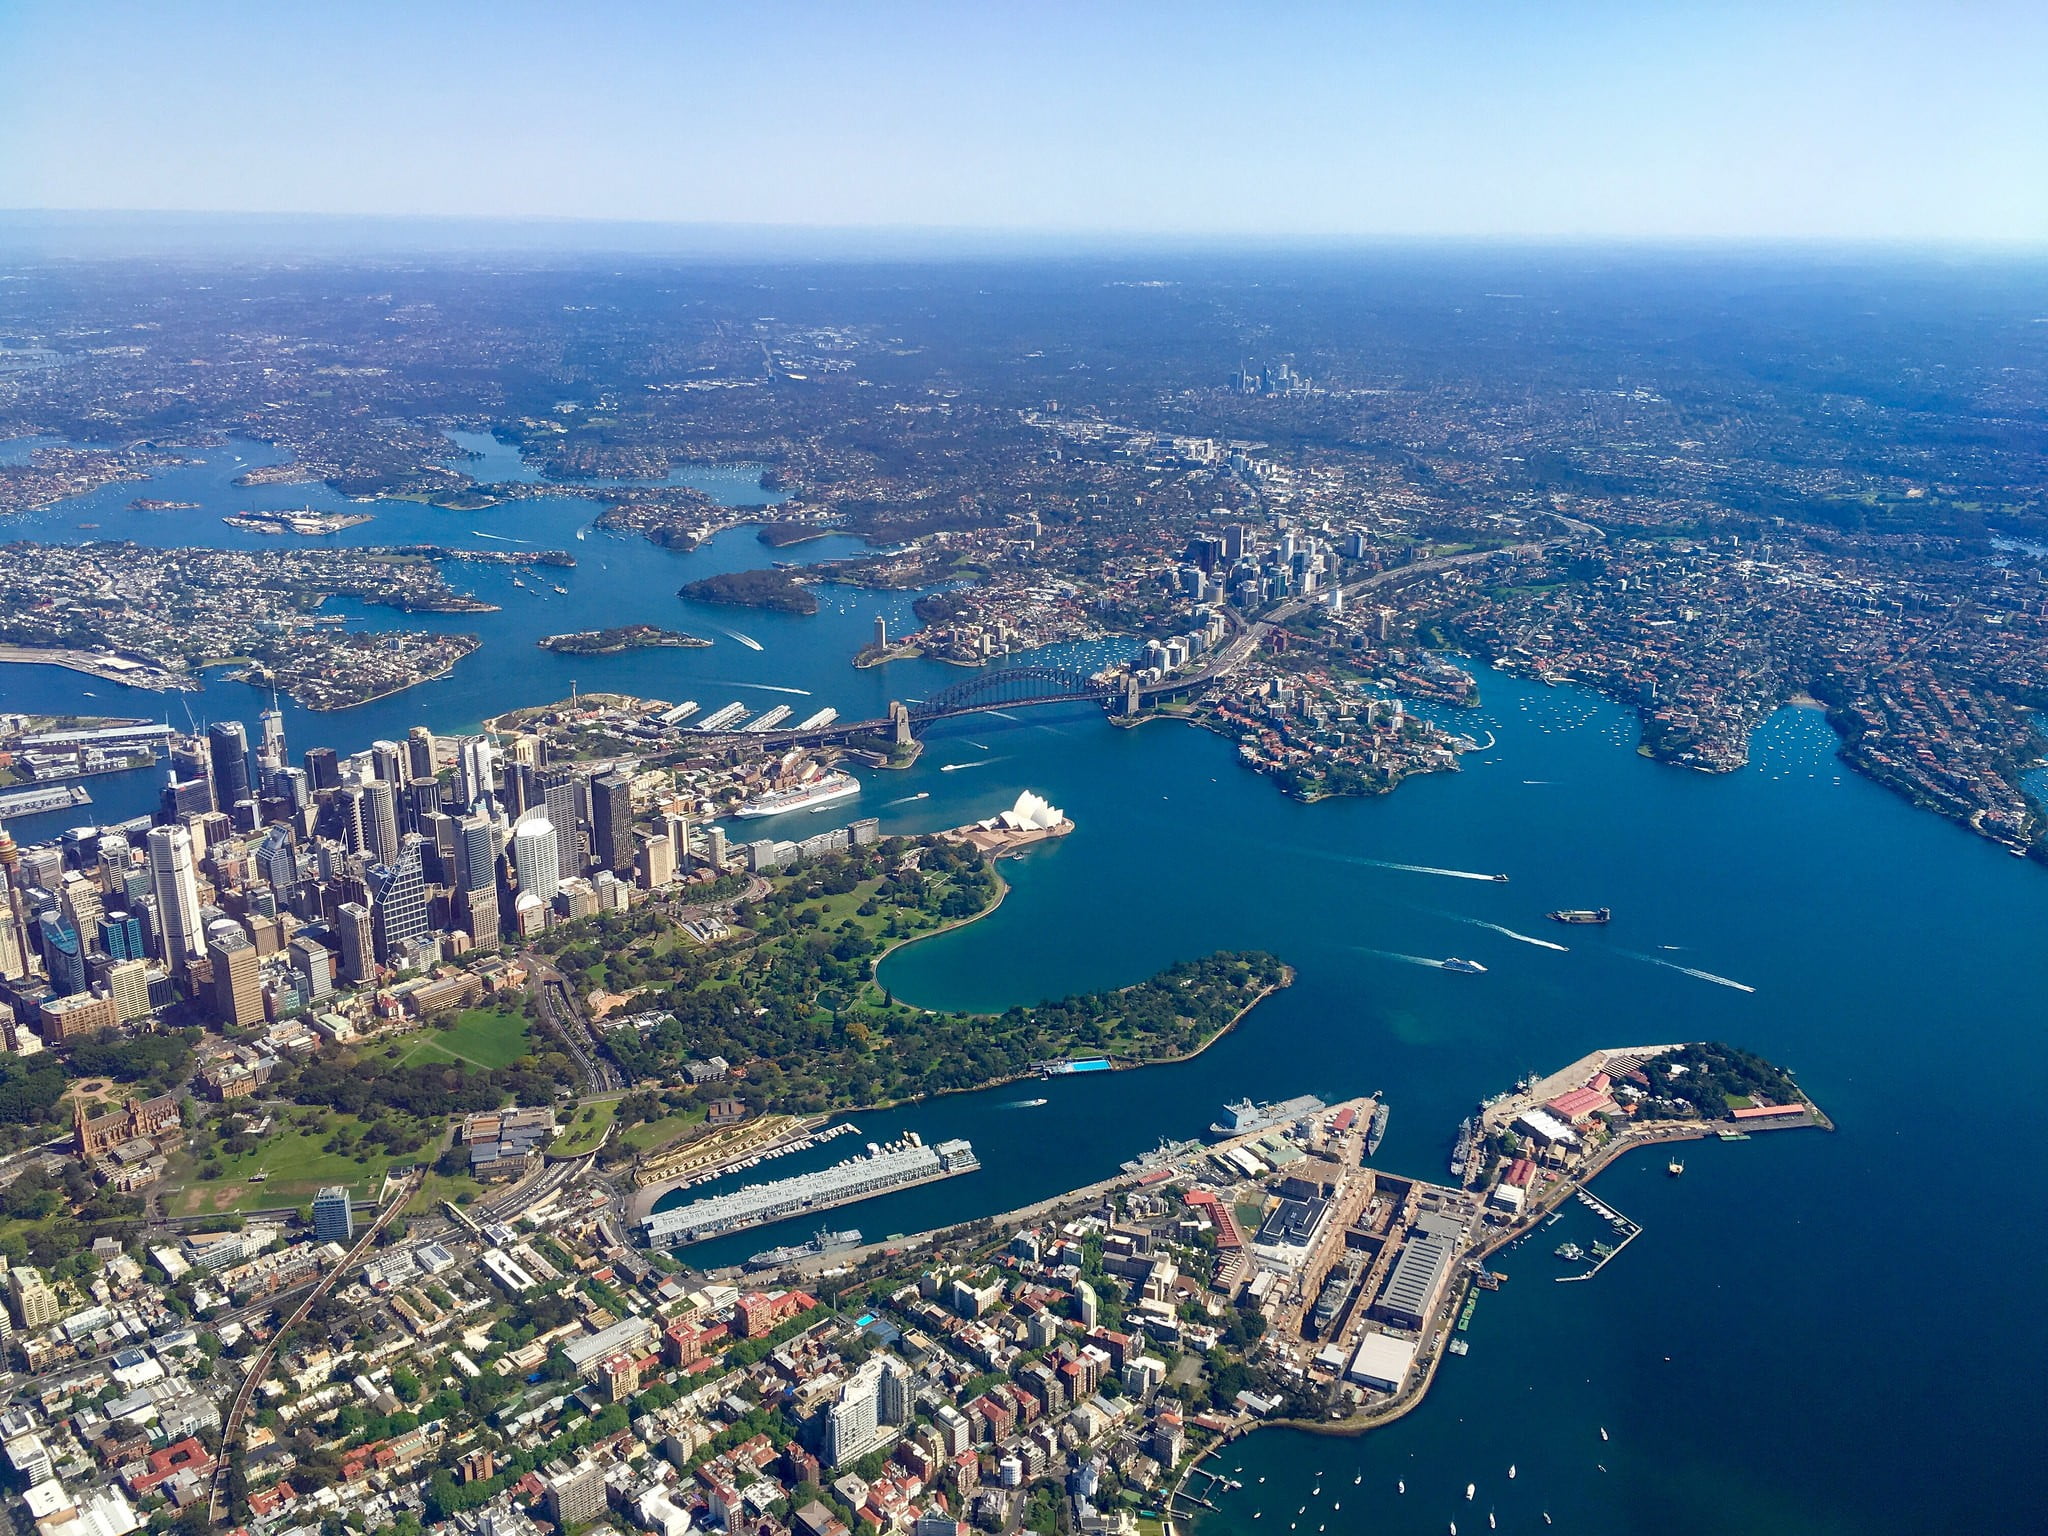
[3,2,2044,246]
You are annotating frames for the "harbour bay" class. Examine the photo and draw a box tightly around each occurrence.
[3,440,2045,1531]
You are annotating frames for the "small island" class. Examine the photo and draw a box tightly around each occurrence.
[221,506,375,535]
[678,567,819,614]
[539,624,710,656]
[128,498,201,511]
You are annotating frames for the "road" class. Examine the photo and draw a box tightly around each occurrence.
[529,962,624,1093]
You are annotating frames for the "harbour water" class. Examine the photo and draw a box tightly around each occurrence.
[685,682,2047,1535]
[5,440,2047,1529]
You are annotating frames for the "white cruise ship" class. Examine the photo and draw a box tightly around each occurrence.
[737,770,861,818]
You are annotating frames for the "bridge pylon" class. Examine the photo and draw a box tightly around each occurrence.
[888,700,913,746]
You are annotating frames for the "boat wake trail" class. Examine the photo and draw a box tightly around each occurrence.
[1459,917,1567,952]
[703,680,812,696]
[1621,950,1756,993]
[882,792,929,807]
[471,530,531,543]
[721,629,764,651]
[1357,948,1447,969]
[1362,859,1503,883]
[938,757,1007,772]
[984,710,1019,721]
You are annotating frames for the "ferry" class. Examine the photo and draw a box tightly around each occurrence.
[737,770,860,818]
[1547,907,1611,925]
[1491,872,1509,882]
[1440,957,1488,974]
[1667,1156,1685,1176]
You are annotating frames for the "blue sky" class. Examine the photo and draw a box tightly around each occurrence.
[1,0,2043,241]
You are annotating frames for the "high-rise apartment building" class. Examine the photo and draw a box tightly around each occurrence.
[312,1185,354,1243]
[7,1267,59,1331]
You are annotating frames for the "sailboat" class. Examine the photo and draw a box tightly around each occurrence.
[1466,1485,1475,1501]
[1508,1467,1516,1480]
[1600,1427,1609,1442]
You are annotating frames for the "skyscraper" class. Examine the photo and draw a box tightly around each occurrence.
[362,778,401,867]
[146,825,204,964]
[406,725,437,781]
[207,928,263,1028]
[259,703,287,775]
[98,910,144,962]
[335,901,375,984]
[303,746,341,792]
[312,1185,354,1243]
[289,935,334,1001]
[404,776,442,837]
[0,887,26,981]
[541,769,584,882]
[665,810,691,876]
[38,913,86,998]
[512,814,560,906]
[257,825,299,910]
[368,838,428,961]
[591,772,633,874]
[457,735,499,811]
[369,739,406,788]
[107,958,151,1022]
[206,720,253,812]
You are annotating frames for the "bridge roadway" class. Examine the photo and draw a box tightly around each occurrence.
[663,542,1551,755]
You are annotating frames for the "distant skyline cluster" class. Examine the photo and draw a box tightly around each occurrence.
[1,1,2044,244]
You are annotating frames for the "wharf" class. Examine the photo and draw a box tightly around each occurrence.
[0,782,91,818]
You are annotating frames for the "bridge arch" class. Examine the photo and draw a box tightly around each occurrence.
[909,661,1114,722]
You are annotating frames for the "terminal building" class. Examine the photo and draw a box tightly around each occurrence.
[642,1135,978,1248]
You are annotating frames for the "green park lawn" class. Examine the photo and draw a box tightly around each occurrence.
[617,1105,707,1155]
[165,1115,418,1218]
[393,1005,535,1071]
[549,1100,617,1158]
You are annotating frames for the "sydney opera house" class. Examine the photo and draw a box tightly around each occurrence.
[946,790,1073,856]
